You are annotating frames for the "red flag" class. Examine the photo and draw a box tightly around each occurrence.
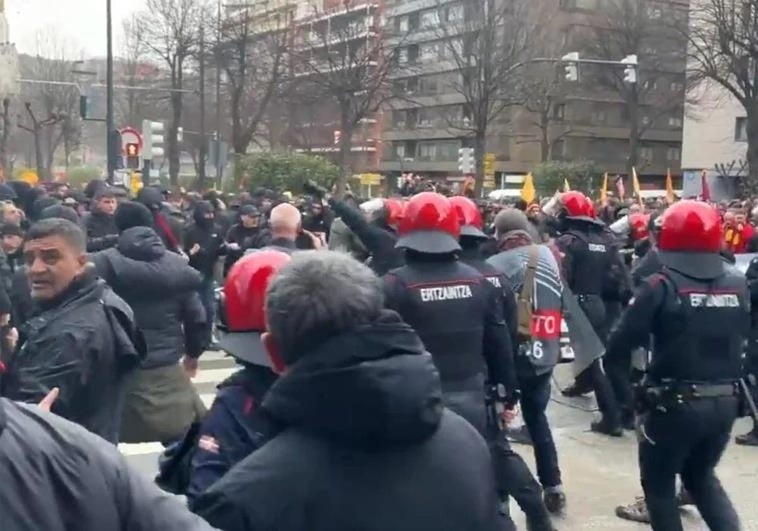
[700,169,711,201]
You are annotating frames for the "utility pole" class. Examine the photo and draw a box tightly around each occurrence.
[216,0,223,187]
[199,26,207,185]
[106,0,115,183]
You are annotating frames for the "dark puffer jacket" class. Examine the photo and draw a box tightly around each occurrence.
[0,398,216,531]
[193,310,505,531]
[91,227,207,369]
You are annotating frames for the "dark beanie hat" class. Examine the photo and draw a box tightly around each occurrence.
[0,183,17,202]
[30,196,59,221]
[39,205,80,224]
[0,223,23,237]
[84,179,108,199]
[115,201,154,232]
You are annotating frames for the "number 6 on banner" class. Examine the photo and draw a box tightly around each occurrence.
[532,340,544,360]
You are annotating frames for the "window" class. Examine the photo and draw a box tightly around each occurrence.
[418,142,437,161]
[668,116,683,128]
[641,116,651,127]
[406,77,419,93]
[591,110,607,124]
[392,110,406,127]
[420,43,438,62]
[437,141,460,161]
[560,0,597,10]
[643,79,658,90]
[669,82,684,92]
[441,39,463,59]
[398,48,408,65]
[639,147,654,161]
[666,147,681,162]
[736,117,748,142]
[393,142,406,159]
[418,108,435,127]
[445,4,464,23]
[646,5,663,19]
[552,103,566,120]
[397,16,409,33]
[419,10,440,29]
[419,76,438,94]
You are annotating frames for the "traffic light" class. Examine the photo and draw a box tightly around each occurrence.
[562,52,579,82]
[125,142,141,169]
[622,54,638,84]
[142,120,165,160]
[458,147,474,174]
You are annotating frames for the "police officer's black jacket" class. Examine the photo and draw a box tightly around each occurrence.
[91,227,207,369]
[329,198,404,276]
[606,254,750,385]
[631,246,662,289]
[383,254,517,394]
[224,223,262,274]
[0,398,216,531]
[84,210,119,252]
[1,272,143,443]
[555,220,616,296]
[192,311,504,531]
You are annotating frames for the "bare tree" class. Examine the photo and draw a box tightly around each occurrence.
[580,0,689,176]
[289,1,403,194]
[219,6,289,163]
[21,31,82,178]
[17,103,64,179]
[138,0,204,185]
[432,0,542,196]
[0,99,12,178]
[118,15,157,127]
[687,0,758,191]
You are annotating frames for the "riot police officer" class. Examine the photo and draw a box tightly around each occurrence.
[548,191,625,435]
[184,250,290,502]
[383,192,554,531]
[605,200,747,531]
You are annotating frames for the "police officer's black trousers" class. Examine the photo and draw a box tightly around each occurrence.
[574,296,622,427]
[638,397,740,531]
[441,377,551,531]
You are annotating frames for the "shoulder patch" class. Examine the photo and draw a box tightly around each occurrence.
[198,435,220,454]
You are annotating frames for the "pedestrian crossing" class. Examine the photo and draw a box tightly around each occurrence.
[118,350,239,459]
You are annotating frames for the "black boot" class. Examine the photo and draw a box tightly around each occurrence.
[735,428,758,446]
[590,418,623,437]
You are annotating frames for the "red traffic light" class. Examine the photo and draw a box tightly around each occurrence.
[125,143,140,157]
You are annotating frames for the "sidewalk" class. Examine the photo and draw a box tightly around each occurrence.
[509,367,758,530]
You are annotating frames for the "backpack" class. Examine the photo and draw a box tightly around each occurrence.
[517,245,540,338]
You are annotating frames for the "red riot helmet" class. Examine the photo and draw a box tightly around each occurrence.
[658,200,722,253]
[560,191,595,219]
[383,198,405,228]
[396,192,461,253]
[449,196,487,239]
[629,212,651,241]
[217,250,292,366]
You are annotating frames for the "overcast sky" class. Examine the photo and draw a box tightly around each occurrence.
[7,0,146,57]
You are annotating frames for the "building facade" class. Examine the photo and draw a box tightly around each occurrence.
[379,0,689,188]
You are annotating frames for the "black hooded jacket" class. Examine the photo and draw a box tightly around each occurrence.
[192,311,504,531]
[84,209,119,252]
[0,398,216,531]
[184,201,226,277]
[91,227,207,369]
[137,186,184,253]
[1,273,143,443]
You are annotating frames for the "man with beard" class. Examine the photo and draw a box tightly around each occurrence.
[1,218,143,443]
[185,200,226,347]
[193,252,506,531]
[223,204,263,276]
[84,188,119,252]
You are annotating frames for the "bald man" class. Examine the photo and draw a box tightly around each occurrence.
[247,203,320,255]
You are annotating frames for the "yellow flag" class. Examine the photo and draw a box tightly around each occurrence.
[600,172,608,205]
[563,178,570,192]
[521,172,536,204]
[632,167,642,198]
[665,168,674,204]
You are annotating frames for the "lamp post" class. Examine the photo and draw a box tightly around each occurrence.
[106,0,115,183]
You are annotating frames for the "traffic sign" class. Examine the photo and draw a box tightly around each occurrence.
[484,153,496,177]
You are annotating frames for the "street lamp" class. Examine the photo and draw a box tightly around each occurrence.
[106,0,115,183]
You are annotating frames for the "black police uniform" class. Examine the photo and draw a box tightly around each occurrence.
[605,256,748,531]
[555,219,624,432]
[384,254,554,531]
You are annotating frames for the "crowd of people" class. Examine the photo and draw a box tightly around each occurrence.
[0,175,753,531]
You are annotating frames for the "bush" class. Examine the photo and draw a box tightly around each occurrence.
[66,167,103,188]
[237,152,340,194]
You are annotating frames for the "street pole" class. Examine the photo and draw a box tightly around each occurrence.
[106,0,115,184]
[216,0,222,187]
[199,26,207,185]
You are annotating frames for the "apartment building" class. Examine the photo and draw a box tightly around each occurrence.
[380,0,690,186]
[285,0,385,174]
